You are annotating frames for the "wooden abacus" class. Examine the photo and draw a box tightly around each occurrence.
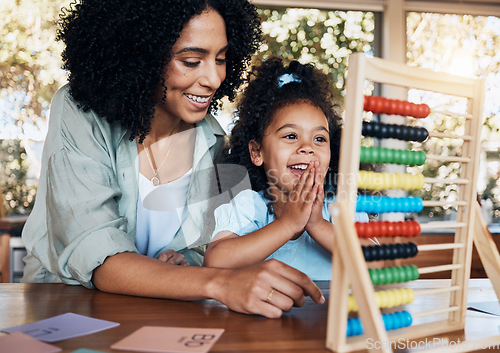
[326,53,500,353]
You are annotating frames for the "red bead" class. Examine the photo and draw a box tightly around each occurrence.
[379,221,388,236]
[371,96,384,114]
[387,99,397,115]
[355,222,364,237]
[363,96,371,111]
[399,222,410,236]
[421,104,431,118]
[395,100,406,116]
[387,222,396,236]
[411,220,421,236]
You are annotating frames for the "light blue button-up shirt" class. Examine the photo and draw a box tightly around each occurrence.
[21,85,227,288]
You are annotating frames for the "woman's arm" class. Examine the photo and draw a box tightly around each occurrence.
[93,252,325,318]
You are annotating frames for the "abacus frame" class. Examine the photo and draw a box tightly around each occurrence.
[326,53,497,353]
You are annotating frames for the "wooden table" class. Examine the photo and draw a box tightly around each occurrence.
[1,280,500,352]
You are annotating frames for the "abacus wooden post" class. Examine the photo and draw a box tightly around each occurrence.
[329,201,391,353]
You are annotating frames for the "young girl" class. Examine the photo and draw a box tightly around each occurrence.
[204,57,368,280]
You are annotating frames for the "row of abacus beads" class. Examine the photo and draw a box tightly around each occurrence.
[369,265,419,285]
[364,95,431,119]
[346,311,413,337]
[360,147,426,166]
[355,220,421,238]
[362,242,418,262]
[358,98,422,338]
[362,121,429,142]
[358,171,425,191]
[356,195,424,214]
[348,288,415,312]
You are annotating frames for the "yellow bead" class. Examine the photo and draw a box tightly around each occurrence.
[348,295,358,312]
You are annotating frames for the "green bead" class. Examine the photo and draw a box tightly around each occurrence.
[393,149,403,164]
[400,150,410,165]
[399,267,408,282]
[360,147,368,163]
[390,267,401,283]
[416,151,427,165]
[378,268,387,285]
[411,265,419,280]
[369,148,379,163]
[369,269,378,285]
[407,151,417,166]
[385,267,394,284]
[379,148,388,163]
[385,148,395,163]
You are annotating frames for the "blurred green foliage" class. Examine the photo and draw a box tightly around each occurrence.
[0,139,36,214]
[0,0,69,215]
[256,7,375,95]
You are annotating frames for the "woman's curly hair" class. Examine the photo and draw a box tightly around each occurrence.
[57,0,262,141]
[226,56,342,197]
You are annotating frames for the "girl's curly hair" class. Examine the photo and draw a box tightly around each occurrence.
[226,56,342,196]
[57,0,262,141]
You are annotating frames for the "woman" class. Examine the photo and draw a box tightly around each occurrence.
[21,0,324,318]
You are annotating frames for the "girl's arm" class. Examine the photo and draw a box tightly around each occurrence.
[204,217,300,268]
[305,217,335,253]
[205,164,319,268]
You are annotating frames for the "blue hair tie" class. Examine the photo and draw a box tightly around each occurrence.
[277,73,301,88]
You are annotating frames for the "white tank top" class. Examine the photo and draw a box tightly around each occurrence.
[135,169,192,257]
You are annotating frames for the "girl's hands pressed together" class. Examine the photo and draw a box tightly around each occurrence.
[278,161,321,235]
[302,163,336,253]
[305,162,327,233]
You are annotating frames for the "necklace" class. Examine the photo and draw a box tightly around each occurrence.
[143,124,180,186]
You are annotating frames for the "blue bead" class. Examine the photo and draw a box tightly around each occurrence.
[401,198,410,212]
[389,197,398,212]
[400,311,413,327]
[414,197,424,212]
[356,319,364,335]
[347,318,364,336]
[393,312,403,329]
[383,313,394,330]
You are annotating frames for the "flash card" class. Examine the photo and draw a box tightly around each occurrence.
[1,312,119,342]
[111,326,224,353]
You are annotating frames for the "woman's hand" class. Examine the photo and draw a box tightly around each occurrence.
[209,259,325,318]
[157,249,189,266]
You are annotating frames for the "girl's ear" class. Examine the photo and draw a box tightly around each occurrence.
[248,140,263,166]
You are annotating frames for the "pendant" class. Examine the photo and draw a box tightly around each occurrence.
[151,176,160,186]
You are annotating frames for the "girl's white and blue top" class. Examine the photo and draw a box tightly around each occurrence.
[212,189,369,280]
